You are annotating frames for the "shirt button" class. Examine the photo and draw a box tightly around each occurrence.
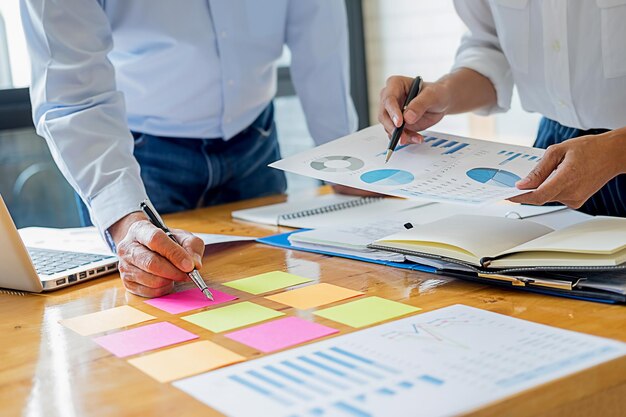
[552,40,561,52]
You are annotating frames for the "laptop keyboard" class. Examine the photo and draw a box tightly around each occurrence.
[27,248,113,276]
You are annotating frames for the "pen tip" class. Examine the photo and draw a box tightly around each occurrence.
[203,288,214,301]
[384,150,393,163]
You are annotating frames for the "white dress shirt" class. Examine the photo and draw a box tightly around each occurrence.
[20,0,357,232]
[452,0,626,130]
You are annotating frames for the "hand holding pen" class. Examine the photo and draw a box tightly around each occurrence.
[108,204,206,298]
[385,76,423,163]
[140,200,213,300]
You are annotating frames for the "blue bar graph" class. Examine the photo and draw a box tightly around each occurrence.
[499,152,521,165]
[498,150,506,155]
[220,347,411,414]
[334,401,372,417]
[442,140,458,148]
[431,138,447,147]
[282,360,349,390]
[424,137,437,142]
[443,143,469,155]
[299,356,368,385]
[229,375,294,406]
[529,156,538,161]
[330,347,400,373]
[418,374,445,386]
[265,365,330,395]
[314,351,384,379]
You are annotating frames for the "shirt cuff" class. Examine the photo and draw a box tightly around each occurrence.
[86,174,149,235]
[451,46,514,116]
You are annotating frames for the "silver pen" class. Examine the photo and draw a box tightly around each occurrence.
[140,199,214,300]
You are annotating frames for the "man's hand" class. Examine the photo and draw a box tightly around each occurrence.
[109,212,205,298]
[510,131,626,208]
[378,76,451,145]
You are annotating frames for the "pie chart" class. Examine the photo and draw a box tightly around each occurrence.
[360,169,414,186]
[466,168,521,188]
[310,156,365,172]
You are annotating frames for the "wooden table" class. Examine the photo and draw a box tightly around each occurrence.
[1,190,625,417]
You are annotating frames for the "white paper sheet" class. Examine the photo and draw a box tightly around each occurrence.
[271,125,546,205]
[18,227,256,255]
[174,304,626,417]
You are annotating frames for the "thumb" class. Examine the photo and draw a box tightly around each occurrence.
[403,84,447,126]
[516,146,564,189]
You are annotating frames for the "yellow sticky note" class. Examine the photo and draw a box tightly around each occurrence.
[265,283,363,310]
[224,271,313,295]
[59,305,156,336]
[127,341,246,383]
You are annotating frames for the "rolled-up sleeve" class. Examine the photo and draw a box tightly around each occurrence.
[452,0,513,115]
[285,0,358,144]
[20,0,147,233]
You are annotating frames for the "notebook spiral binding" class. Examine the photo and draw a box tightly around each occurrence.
[0,289,26,296]
[278,197,383,221]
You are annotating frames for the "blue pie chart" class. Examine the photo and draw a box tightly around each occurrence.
[466,168,521,188]
[360,169,414,186]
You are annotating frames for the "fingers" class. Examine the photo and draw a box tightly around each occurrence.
[118,240,189,281]
[129,220,196,272]
[124,277,174,298]
[509,165,567,206]
[378,76,412,135]
[119,262,175,298]
[516,145,565,190]
[173,229,205,269]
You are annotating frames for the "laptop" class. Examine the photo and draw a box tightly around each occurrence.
[0,195,118,292]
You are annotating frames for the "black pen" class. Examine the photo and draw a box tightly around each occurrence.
[385,76,423,163]
[140,199,214,300]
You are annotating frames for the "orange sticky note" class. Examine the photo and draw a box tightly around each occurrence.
[265,283,363,310]
[60,305,156,336]
[127,341,246,383]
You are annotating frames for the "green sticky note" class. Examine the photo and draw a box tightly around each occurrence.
[314,297,421,328]
[182,301,284,333]
[224,271,313,295]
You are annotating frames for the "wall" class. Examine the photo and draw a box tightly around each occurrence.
[362,0,540,146]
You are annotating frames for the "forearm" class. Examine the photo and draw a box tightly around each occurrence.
[436,68,498,115]
[600,127,626,176]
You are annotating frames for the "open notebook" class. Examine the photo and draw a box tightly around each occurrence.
[231,194,429,228]
[369,214,626,273]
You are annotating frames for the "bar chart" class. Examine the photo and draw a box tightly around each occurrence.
[174,305,626,417]
[424,136,469,155]
[497,150,540,165]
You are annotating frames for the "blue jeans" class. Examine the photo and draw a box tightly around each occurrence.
[534,117,625,217]
[77,103,286,225]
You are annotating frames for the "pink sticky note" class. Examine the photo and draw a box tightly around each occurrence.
[144,288,238,314]
[225,316,338,353]
[94,322,198,358]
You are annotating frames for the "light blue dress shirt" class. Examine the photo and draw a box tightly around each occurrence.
[20,0,357,232]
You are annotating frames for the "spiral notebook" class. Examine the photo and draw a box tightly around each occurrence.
[231,194,430,228]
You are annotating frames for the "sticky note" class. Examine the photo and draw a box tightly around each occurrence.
[128,341,246,383]
[224,271,313,295]
[265,283,363,310]
[93,322,198,358]
[225,316,339,353]
[313,297,421,328]
[144,288,238,314]
[60,305,156,336]
[182,301,284,333]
